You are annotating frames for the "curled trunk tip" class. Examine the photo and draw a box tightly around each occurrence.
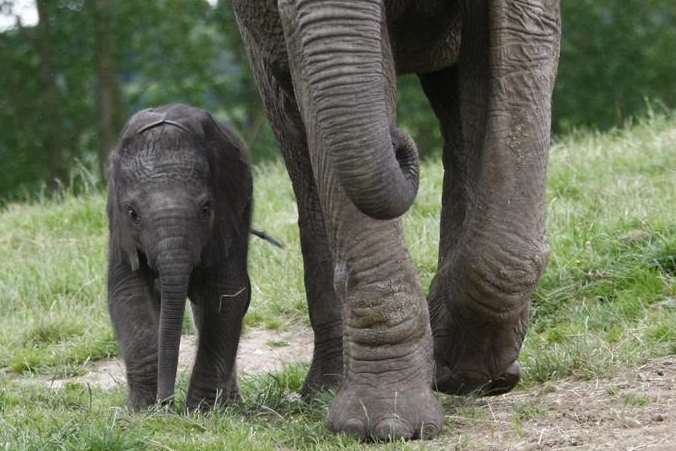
[282,0,419,220]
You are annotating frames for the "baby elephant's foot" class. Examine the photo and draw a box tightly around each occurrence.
[127,390,157,411]
[126,371,158,411]
[186,379,241,412]
[328,379,443,441]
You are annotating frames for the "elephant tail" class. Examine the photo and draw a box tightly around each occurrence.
[250,228,284,249]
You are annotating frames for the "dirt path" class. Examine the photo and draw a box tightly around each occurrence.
[38,328,314,390]
[22,328,675,450]
[433,356,675,450]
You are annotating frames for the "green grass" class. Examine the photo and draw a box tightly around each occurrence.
[1,114,675,448]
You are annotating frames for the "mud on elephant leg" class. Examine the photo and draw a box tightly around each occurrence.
[420,0,560,395]
[238,35,343,396]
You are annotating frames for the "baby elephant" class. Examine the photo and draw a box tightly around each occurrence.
[107,104,252,410]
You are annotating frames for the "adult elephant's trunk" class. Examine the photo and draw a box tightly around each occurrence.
[280,0,418,220]
[155,247,192,404]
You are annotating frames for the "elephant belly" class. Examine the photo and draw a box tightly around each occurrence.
[233,0,289,74]
[388,0,462,74]
[236,0,462,77]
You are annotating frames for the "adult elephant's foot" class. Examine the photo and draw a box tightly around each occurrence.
[428,275,530,396]
[126,366,158,410]
[301,320,343,397]
[428,233,547,396]
[435,349,522,396]
[186,387,240,412]
[326,287,443,441]
[328,378,443,441]
[434,314,521,396]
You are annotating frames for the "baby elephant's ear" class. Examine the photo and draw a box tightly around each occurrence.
[106,164,141,272]
[199,112,253,235]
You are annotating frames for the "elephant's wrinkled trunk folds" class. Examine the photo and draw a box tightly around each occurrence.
[155,244,192,404]
[283,0,418,220]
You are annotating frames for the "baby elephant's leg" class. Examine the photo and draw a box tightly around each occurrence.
[108,262,159,409]
[186,270,249,410]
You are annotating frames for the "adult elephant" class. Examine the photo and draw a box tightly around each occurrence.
[233,0,560,441]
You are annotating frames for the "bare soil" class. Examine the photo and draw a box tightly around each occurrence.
[35,328,314,390]
[21,329,676,450]
[434,356,676,451]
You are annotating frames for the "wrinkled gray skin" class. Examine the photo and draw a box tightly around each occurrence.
[107,104,252,411]
[233,0,560,441]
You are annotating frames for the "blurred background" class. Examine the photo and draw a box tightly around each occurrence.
[1,0,675,202]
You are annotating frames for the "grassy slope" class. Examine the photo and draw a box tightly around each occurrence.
[0,115,674,449]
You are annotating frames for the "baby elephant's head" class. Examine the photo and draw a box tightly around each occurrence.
[114,127,212,273]
[107,104,251,402]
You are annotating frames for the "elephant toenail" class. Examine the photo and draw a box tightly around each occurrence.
[372,417,414,441]
[418,421,441,440]
[483,361,521,396]
[505,361,521,379]
[337,418,366,440]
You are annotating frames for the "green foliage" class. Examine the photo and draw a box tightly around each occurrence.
[0,0,274,201]
[519,113,676,385]
[397,75,443,158]
[2,1,676,200]
[0,0,96,198]
[555,0,676,131]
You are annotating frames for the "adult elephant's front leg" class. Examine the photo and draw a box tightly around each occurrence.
[422,0,561,395]
[326,207,442,440]
[278,0,442,441]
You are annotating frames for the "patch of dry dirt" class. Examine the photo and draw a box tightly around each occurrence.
[36,328,314,390]
[433,356,676,450]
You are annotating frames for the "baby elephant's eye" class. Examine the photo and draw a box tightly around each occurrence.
[126,206,139,223]
[200,201,212,218]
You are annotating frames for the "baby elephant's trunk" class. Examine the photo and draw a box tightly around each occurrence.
[156,247,192,404]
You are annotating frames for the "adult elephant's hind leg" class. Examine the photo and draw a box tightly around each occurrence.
[421,0,560,395]
[239,34,343,396]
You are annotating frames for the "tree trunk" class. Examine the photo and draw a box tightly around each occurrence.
[93,0,126,181]
[35,0,68,191]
